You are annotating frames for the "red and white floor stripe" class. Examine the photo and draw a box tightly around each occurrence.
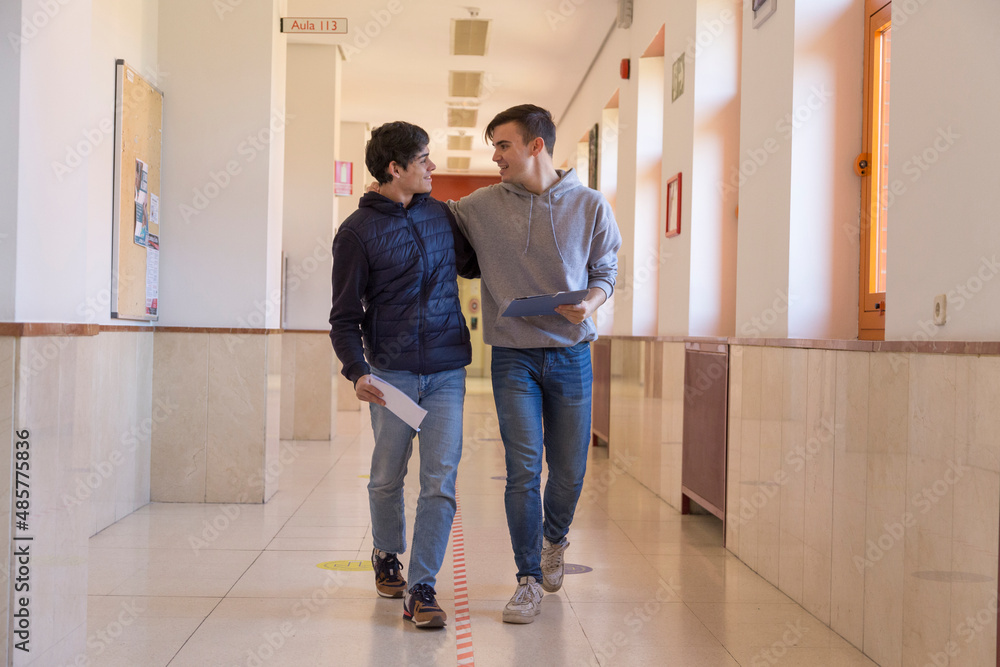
[451,493,475,666]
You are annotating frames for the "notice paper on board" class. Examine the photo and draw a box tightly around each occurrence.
[369,375,427,431]
[501,289,590,317]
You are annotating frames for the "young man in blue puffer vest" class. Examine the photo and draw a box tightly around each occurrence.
[329,121,477,628]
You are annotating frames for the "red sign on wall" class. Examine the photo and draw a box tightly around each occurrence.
[334,161,353,197]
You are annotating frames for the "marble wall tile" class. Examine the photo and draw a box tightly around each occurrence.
[725,349,743,551]
[901,501,953,667]
[948,542,999,667]
[738,419,761,571]
[292,333,332,440]
[830,351,869,648]
[114,332,140,521]
[869,353,909,455]
[908,354,957,463]
[206,333,267,503]
[264,333,282,502]
[778,348,806,603]
[802,350,835,624]
[89,333,119,533]
[0,337,14,663]
[279,332,295,440]
[863,451,907,667]
[134,332,154,510]
[16,337,89,662]
[970,356,1000,472]
[152,332,209,502]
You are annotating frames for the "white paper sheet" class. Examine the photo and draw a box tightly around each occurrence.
[369,375,427,431]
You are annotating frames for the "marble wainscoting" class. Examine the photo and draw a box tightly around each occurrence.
[726,346,1000,667]
[278,331,336,441]
[607,338,686,511]
[0,329,155,665]
[151,330,281,504]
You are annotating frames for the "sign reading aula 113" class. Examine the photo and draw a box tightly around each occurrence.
[280,17,347,34]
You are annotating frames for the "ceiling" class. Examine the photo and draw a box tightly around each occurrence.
[287,0,620,174]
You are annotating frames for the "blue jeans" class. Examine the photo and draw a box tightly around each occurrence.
[491,342,592,581]
[368,367,466,589]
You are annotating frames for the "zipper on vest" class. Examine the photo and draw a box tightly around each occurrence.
[405,212,429,374]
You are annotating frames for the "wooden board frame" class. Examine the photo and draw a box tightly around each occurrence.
[112,59,162,321]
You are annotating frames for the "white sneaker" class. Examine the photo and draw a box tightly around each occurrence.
[502,576,543,624]
[540,537,570,593]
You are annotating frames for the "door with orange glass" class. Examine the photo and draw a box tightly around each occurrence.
[859,0,891,340]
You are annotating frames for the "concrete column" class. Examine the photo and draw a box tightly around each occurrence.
[153,0,286,502]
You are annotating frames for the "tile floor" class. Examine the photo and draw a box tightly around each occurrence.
[84,379,878,666]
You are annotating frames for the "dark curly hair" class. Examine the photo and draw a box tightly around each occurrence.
[485,104,556,157]
[366,122,430,185]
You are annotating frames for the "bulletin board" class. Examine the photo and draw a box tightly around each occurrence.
[111,59,162,321]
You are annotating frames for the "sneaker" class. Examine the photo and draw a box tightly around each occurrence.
[540,537,570,593]
[371,548,406,599]
[502,576,543,624]
[403,584,447,628]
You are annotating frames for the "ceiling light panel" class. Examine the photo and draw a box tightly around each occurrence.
[447,157,471,170]
[447,108,477,128]
[449,71,483,98]
[447,135,473,150]
[450,19,490,56]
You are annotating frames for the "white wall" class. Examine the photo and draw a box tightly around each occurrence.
[733,0,796,339]
[85,0,159,326]
[283,44,338,330]
[787,0,863,339]
[0,0,20,321]
[14,0,93,322]
[886,0,1000,341]
[157,0,286,328]
[633,55,663,337]
[688,0,741,337]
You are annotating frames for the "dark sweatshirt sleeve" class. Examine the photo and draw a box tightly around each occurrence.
[447,206,480,279]
[329,228,371,384]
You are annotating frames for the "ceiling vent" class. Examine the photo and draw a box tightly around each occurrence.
[448,135,474,150]
[447,108,478,128]
[617,0,633,29]
[449,71,483,98]
[451,19,490,56]
[447,157,471,170]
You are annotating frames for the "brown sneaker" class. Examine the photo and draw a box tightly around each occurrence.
[403,584,447,628]
[372,548,406,598]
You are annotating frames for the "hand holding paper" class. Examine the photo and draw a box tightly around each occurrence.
[501,289,589,317]
[368,375,427,431]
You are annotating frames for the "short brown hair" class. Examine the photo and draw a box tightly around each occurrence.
[485,104,556,157]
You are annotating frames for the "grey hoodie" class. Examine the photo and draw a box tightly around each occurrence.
[448,168,622,348]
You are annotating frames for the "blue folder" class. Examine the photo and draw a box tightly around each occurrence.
[501,290,590,317]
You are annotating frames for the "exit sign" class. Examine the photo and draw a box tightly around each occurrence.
[280,17,347,34]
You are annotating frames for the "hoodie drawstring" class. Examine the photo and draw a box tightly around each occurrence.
[548,191,564,263]
[524,195,533,255]
[523,192,565,263]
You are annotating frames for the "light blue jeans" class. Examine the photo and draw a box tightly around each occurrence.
[368,367,466,589]
[491,342,592,581]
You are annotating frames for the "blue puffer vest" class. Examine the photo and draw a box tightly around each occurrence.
[329,191,471,383]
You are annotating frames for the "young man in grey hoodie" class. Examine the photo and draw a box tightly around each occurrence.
[448,104,622,623]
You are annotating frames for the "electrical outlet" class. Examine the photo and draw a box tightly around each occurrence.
[933,294,947,326]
